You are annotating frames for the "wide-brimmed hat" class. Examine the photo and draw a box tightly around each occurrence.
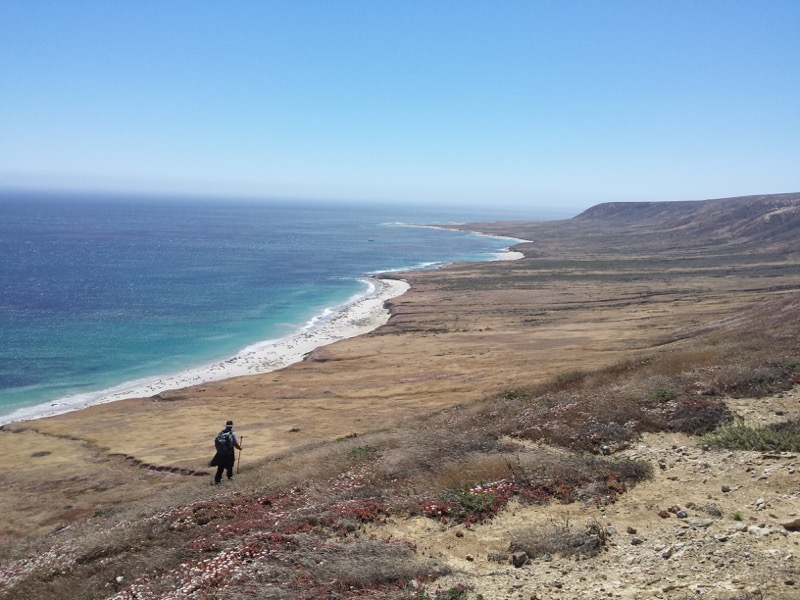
[225,420,234,427]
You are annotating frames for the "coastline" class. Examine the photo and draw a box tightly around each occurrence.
[1,232,527,427]
[5,194,799,547]
[0,277,410,426]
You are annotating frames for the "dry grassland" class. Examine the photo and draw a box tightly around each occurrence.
[1,193,799,599]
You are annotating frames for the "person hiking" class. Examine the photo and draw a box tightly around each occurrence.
[210,420,242,485]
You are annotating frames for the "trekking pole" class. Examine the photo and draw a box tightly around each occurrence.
[237,435,243,474]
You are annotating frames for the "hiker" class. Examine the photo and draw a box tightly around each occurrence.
[210,420,242,484]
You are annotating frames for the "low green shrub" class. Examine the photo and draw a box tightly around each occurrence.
[702,419,800,452]
[407,586,484,600]
[650,387,678,403]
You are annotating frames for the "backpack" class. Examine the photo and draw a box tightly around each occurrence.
[215,429,234,453]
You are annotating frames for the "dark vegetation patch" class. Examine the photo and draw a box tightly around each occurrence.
[510,517,610,560]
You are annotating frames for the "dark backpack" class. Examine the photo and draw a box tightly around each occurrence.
[215,429,234,453]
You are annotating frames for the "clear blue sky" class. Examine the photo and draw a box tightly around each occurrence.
[1,1,798,212]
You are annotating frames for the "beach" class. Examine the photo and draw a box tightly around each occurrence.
[0,277,410,426]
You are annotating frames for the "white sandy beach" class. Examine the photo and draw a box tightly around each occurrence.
[2,242,527,426]
[1,277,410,425]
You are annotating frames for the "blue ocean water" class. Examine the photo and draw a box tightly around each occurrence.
[0,190,542,423]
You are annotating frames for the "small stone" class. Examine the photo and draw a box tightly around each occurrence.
[631,537,644,546]
[721,484,731,493]
[626,526,637,534]
[676,510,688,519]
[465,554,474,561]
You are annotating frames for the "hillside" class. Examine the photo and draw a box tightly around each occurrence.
[2,192,800,599]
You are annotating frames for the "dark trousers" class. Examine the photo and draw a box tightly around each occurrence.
[214,454,235,482]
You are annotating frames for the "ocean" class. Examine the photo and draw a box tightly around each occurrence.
[0,190,546,424]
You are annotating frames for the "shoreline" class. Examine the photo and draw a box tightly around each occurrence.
[0,277,411,426]
[1,232,527,427]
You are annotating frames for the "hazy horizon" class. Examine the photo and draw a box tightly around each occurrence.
[2,2,798,213]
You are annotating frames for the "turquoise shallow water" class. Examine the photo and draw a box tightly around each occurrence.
[0,191,546,421]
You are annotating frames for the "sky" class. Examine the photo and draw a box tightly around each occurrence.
[1,1,798,213]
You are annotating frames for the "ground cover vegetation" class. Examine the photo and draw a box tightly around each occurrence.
[2,298,799,599]
[2,193,799,598]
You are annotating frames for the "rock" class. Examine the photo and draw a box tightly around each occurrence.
[511,552,529,568]
[782,518,800,531]
[631,537,644,546]
[676,510,688,519]
[721,484,731,493]
[689,519,714,528]
[626,526,637,534]
[465,554,474,561]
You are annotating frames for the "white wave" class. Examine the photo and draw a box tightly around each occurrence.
[1,277,410,426]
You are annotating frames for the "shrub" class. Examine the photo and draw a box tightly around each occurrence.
[709,364,794,398]
[703,419,800,452]
[407,586,484,600]
[667,397,732,434]
[650,387,678,403]
[510,517,608,559]
[422,480,515,525]
[348,445,379,460]
[785,358,800,372]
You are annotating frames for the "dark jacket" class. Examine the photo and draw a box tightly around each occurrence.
[209,428,241,467]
